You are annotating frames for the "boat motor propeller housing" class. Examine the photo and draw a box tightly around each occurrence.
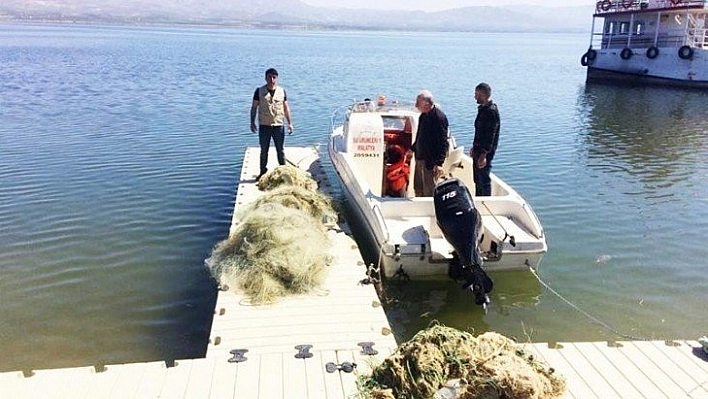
[433,178,493,307]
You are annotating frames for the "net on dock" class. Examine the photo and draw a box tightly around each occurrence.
[250,185,337,226]
[360,323,565,399]
[207,202,332,304]
[257,164,318,192]
[207,164,336,304]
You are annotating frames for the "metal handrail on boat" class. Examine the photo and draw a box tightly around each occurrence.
[480,201,516,248]
[329,105,351,134]
[329,99,419,134]
[372,203,390,243]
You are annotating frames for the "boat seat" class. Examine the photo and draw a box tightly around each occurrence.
[442,145,464,177]
[428,216,444,239]
[481,215,542,252]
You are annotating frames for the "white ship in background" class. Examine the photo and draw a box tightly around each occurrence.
[581,0,708,87]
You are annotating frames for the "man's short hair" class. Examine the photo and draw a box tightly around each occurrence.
[265,68,278,77]
[417,90,434,105]
[475,82,491,96]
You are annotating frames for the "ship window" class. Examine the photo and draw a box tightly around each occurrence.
[605,21,615,34]
[634,22,644,35]
[619,21,630,34]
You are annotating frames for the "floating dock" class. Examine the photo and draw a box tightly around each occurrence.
[0,146,706,398]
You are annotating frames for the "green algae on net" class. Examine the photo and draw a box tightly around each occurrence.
[206,165,336,304]
[358,323,566,399]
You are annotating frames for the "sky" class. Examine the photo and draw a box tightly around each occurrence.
[300,0,591,12]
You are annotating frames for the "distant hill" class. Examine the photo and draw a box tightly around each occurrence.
[0,0,594,32]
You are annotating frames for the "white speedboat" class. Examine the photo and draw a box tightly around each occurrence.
[327,98,547,282]
[580,0,708,87]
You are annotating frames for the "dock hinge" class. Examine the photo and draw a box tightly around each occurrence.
[325,361,356,373]
[358,341,379,356]
[294,344,314,359]
[228,349,248,363]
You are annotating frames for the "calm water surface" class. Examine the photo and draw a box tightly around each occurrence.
[1,24,706,372]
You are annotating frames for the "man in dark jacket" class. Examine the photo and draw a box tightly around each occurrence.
[409,90,449,197]
[470,82,500,196]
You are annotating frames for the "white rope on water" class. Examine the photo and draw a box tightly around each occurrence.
[527,266,652,341]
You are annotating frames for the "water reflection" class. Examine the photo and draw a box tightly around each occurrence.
[376,271,542,343]
[576,83,708,195]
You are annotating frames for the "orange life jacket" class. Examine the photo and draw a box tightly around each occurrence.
[385,145,410,192]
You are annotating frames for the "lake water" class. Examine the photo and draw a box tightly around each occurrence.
[1,24,706,373]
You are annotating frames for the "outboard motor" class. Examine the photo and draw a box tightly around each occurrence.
[433,178,493,307]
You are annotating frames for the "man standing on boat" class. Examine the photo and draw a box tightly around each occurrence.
[409,90,449,197]
[250,68,294,180]
[470,82,500,197]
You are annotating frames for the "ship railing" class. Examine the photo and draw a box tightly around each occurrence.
[592,29,708,48]
[685,28,708,47]
[687,13,708,47]
[594,0,706,15]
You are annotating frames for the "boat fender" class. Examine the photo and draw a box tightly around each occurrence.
[670,0,682,5]
[581,48,597,66]
[621,0,633,8]
[620,47,633,60]
[600,0,612,11]
[646,46,659,59]
[678,45,693,60]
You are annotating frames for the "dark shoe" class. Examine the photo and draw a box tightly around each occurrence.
[256,170,267,181]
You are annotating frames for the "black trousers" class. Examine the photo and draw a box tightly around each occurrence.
[258,125,285,174]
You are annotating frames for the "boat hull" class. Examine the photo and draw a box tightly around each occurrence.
[586,47,708,88]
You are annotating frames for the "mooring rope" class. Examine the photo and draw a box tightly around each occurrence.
[527,266,652,341]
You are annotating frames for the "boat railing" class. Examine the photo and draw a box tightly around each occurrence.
[330,100,418,134]
[592,28,708,48]
[372,204,390,243]
[687,13,708,47]
[330,105,351,134]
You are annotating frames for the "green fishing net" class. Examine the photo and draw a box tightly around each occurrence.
[360,323,566,399]
[257,164,318,192]
[250,185,337,226]
[207,202,332,304]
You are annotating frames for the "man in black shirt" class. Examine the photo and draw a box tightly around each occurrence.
[470,82,500,196]
[409,90,449,197]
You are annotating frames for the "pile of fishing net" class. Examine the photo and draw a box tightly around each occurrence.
[359,323,566,399]
[207,165,335,304]
[250,185,337,226]
[257,164,318,192]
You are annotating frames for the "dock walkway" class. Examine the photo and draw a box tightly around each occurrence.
[0,146,706,398]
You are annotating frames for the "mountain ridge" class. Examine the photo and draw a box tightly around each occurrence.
[0,0,593,32]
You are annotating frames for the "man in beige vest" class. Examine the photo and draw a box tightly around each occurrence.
[250,68,293,180]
